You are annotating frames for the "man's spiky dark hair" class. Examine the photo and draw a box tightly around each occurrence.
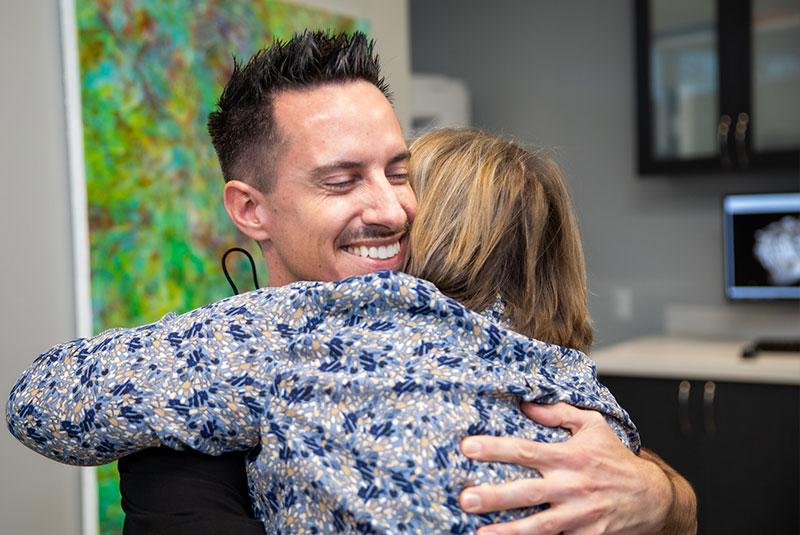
[208,31,390,192]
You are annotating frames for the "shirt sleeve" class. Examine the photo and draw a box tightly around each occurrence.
[5,289,285,466]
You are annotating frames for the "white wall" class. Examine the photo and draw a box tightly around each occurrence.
[1,1,82,534]
[410,0,799,348]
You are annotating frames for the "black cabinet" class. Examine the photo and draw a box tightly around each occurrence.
[601,375,799,534]
[635,0,800,174]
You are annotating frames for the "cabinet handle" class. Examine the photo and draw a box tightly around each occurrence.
[717,114,732,168]
[735,112,750,168]
[703,381,717,437]
[678,380,691,435]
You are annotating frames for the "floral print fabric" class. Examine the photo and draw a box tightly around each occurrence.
[7,271,639,534]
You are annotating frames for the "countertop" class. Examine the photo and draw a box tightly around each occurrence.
[591,336,800,385]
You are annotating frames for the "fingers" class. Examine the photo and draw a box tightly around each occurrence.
[520,401,605,433]
[459,476,616,535]
[467,500,596,535]
[461,479,609,535]
[461,435,545,468]
[459,479,550,513]
[460,404,638,534]
[459,404,604,468]
[474,510,579,535]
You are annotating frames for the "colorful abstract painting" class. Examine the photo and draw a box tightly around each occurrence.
[72,1,366,532]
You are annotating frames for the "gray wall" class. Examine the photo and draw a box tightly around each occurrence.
[1,2,82,535]
[410,0,799,348]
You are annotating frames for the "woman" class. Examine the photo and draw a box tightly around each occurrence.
[407,128,592,352]
[7,128,637,534]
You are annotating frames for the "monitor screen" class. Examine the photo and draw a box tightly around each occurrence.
[723,193,800,300]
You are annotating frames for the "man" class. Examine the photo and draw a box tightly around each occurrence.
[46,31,698,534]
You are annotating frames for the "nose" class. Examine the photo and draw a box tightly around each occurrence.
[361,175,412,231]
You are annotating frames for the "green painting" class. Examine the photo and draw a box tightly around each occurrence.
[72,1,366,532]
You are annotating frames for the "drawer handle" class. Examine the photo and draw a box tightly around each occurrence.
[717,114,732,168]
[678,380,691,435]
[704,381,717,437]
[735,112,749,168]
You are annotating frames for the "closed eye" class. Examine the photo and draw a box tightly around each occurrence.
[325,178,359,190]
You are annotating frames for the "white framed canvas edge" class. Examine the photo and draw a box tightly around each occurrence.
[57,0,97,534]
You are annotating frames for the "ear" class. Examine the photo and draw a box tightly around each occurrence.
[223,180,272,242]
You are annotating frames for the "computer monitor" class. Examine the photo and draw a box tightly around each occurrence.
[723,192,800,300]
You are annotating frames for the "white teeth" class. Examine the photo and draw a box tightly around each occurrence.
[345,242,400,260]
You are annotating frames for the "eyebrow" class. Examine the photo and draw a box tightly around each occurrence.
[388,150,412,165]
[310,150,411,180]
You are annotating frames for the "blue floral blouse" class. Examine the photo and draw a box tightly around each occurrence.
[7,271,639,534]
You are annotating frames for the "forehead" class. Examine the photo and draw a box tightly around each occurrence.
[271,81,407,175]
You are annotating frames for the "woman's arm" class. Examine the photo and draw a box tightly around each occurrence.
[6,292,276,465]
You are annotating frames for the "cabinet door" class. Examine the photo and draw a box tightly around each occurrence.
[600,377,705,497]
[635,0,800,174]
[749,0,800,164]
[636,0,722,173]
[701,380,799,534]
[600,376,800,535]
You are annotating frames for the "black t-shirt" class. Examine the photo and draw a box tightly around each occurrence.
[118,447,264,535]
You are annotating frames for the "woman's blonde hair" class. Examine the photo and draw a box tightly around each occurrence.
[406,128,593,353]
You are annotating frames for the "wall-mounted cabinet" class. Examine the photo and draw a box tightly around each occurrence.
[635,0,800,174]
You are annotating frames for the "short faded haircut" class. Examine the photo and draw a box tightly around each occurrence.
[208,31,390,192]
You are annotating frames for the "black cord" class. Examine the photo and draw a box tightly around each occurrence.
[221,247,260,295]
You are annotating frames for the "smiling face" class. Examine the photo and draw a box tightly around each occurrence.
[258,80,417,286]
